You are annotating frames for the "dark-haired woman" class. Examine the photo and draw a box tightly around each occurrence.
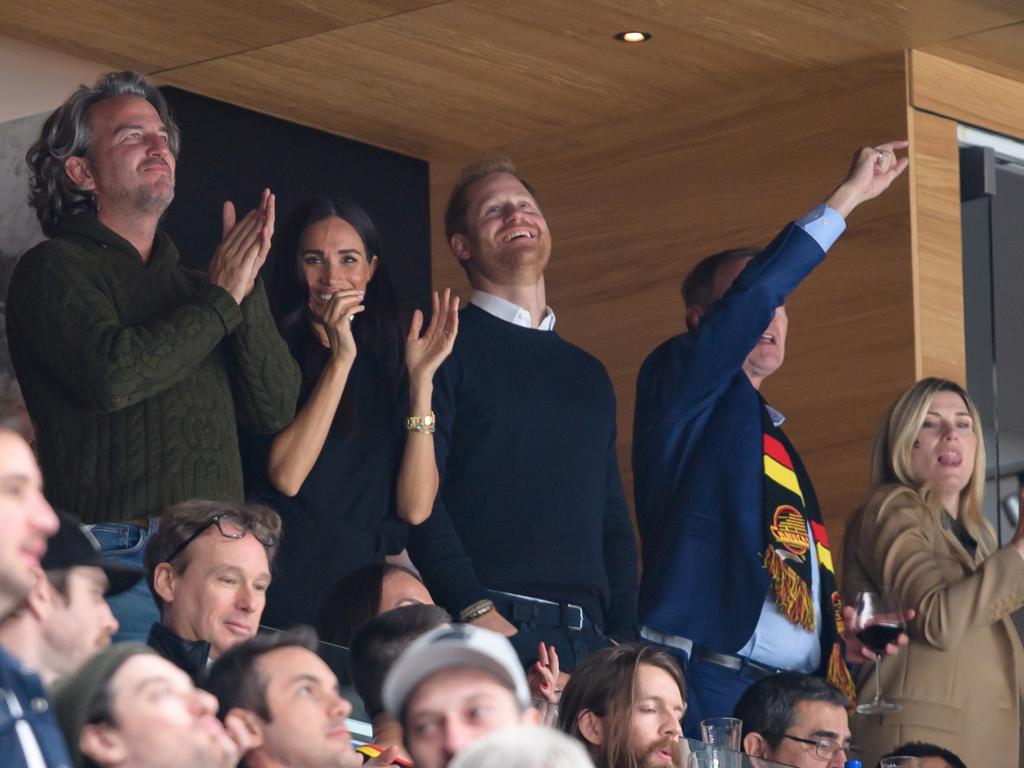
[317,561,434,647]
[254,196,457,628]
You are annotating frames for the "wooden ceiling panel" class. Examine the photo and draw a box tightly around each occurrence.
[5,1,1024,160]
[156,0,1024,159]
[0,0,445,71]
[158,2,714,157]
[920,22,1024,84]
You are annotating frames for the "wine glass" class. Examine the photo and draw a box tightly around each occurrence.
[852,590,906,714]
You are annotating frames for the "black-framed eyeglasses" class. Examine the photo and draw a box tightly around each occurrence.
[164,512,276,564]
[767,734,859,761]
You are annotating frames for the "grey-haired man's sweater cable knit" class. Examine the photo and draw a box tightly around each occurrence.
[6,215,300,523]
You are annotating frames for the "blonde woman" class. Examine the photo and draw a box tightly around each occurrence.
[842,377,1024,767]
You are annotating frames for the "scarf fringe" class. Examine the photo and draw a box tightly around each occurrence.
[827,642,858,709]
[763,545,815,631]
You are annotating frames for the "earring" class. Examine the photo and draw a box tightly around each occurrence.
[912,440,920,448]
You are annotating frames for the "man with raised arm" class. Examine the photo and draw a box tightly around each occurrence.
[633,143,909,735]
[408,158,638,670]
[7,71,300,639]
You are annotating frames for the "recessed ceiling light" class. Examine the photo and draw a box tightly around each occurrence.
[614,31,651,43]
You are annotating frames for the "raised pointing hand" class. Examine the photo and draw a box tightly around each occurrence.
[826,141,909,218]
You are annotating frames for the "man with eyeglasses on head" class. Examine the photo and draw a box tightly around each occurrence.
[733,672,855,768]
[142,499,282,682]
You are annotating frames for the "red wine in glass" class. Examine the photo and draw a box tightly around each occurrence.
[856,623,903,655]
[853,591,906,715]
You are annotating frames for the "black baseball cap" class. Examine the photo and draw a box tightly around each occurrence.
[41,511,144,596]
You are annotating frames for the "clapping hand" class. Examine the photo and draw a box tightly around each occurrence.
[313,289,365,362]
[208,189,276,305]
[405,289,459,385]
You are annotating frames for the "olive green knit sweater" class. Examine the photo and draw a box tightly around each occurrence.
[6,215,300,523]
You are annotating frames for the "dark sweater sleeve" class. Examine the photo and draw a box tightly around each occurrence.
[226,278,301,433]
[601,415,640,640]
[7,247,241,413]
[407,354,490,615]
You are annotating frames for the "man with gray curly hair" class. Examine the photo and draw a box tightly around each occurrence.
[5,71,300,642]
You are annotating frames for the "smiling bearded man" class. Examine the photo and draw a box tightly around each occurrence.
[7,70,299,645]
[557,644,686,768]
[406,158,639,673]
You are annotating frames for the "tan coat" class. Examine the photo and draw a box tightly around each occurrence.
[841,485,1024,768]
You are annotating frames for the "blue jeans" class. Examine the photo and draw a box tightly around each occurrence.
[88,519,161,644]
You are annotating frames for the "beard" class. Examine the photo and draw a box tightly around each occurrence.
[636,737,683,768]
[96,166,175,220]
[467,233,550,283]
[124,184,175,217]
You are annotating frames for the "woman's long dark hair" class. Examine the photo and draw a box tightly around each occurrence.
[271,196,405,431]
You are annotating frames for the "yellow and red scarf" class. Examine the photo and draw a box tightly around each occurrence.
[761,405,855,703]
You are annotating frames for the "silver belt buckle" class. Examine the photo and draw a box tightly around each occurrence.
[566,604,584,631]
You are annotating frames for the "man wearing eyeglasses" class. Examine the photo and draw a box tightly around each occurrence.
[733,672,853,768]
[141,499,282,682]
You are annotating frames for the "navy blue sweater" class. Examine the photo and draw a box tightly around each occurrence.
[408,304,638,639]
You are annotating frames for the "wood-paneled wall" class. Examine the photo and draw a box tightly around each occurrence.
[429,54,916,553]
[910,48,1024,142]
[907,107,966,383]
[904,46,1024,393]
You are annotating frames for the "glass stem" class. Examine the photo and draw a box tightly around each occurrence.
[873,656,883,706]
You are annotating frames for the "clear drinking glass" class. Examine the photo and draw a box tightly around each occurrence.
[700,717,742,751]
[531,697,559,728]
[852,590,907,714]
[881,757,923,768]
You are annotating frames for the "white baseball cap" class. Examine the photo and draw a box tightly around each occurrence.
[382,624,531,717]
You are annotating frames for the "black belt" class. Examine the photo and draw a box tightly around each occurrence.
[693,647,782,680]
[488,591,597,633]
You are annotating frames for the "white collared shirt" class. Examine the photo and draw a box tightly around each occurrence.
[470,290,556,331]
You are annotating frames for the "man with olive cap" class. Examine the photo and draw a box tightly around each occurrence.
[54,643,242,768]
[0,511,143,687]
[383,624,540,768]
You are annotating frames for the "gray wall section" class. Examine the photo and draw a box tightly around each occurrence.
[0,110,47,400]
[969,164,1024,543]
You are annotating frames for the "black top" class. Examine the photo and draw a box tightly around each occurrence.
[148,622,210,685]
[248,318,407,629]
[407,304,638,639]
[945,509,979,560]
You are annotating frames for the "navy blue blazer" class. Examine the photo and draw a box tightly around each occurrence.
[633,223,826,653]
